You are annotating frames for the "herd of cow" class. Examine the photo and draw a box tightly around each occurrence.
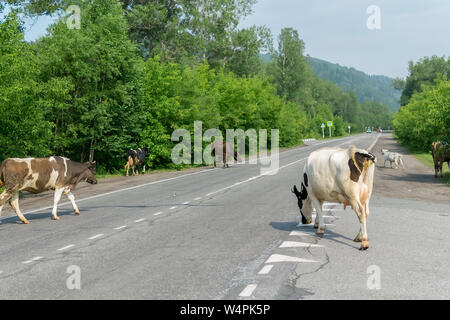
[0,140,448,251]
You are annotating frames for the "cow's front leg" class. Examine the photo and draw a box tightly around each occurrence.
[65,189,80,215]
[311,198,325,234]
[314,210,319,229]
[52,188,65,220]
[351,199,369,250]
[9,192,29,224]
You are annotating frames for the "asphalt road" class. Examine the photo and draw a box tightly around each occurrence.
[0,133,449,299]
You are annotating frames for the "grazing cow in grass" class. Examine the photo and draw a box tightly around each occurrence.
[381,149,404,168]
[125,148,149,176]
[431,141,450,178]
[292,146,376,250]
[0,157,97,224]
[211,140,241,168]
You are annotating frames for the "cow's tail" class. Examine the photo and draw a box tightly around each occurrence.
[0,159,5,188]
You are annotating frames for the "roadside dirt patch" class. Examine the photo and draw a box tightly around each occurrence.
[372,134,449,203]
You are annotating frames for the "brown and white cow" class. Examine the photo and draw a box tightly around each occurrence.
[292,146,376,250]
[211,140,241,168]
[0,157,97,224]
[431,141,450,178]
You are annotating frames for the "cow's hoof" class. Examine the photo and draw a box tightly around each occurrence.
[316,228,325,235]
[52,216,60,221]
[360,240,369,250]
[22,219,30,224]
[314,223,319,229]
[74,210,80,215]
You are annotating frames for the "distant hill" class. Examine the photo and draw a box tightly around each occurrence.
[308,57,401,111]
[260,54,401,111]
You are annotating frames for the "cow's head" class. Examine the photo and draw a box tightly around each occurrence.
[292,183,312,224]
[83,161,98,184]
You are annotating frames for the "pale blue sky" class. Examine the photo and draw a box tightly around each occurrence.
[3,0,449,78]
[240,0,450,78]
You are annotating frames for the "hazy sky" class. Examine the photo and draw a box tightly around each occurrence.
[5,0,450,78]
[240,0,450,78]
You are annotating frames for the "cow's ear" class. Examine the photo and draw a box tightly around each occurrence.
[292,185,300,196]
[86,161,96,169]
[300,183,308,200]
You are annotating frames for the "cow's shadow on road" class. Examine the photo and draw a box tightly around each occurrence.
[270,221,360,250]
[0,209,77,224]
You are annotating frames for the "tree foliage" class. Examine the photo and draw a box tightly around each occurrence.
[1,1,394,173]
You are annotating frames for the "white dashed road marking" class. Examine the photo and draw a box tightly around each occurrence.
[134,218,146,223]
[153,211,163,216]
[239,284,258,297]
[23,256,43,264]
[279,241,324,248]
[169,206,177,210]
[182,201,190,205]
[57,244,75,251]
[115,225,127,230]
[265,254,318,264]
[88,234,104,240]
[258,265,274,275]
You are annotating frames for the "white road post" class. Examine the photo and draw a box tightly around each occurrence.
[321,123,325,139]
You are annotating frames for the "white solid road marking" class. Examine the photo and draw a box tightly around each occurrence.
[88,234,104,240]
[265,254,318,264]
[258,265,274,275]
[134,218,146,223]
[115,225,127,230]
[169,206,177,210]
[3,168,221,221]
[3,135,370,223]
[57,244,75,251]
[239,284,258,297]
[23,256,43,264]
[279,241,324,248]
[289,230,314,237]
[153,211,163,216]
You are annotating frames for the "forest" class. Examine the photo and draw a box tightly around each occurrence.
[0,0,393,173]
[308,57,401,112]
[392,56,449,152]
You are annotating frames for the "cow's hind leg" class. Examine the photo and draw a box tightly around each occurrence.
[52,188,65,220]
[9,193,29,224]
[65,189,80,215]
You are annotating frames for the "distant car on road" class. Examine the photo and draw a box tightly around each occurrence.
[376,128,382,133]
[366,129,372,133]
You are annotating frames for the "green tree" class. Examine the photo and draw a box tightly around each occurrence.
[400,55,450,106]
[35,0,143,170]
[267,28,309,102]
[0,12,53,159]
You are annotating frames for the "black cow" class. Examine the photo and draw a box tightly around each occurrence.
[125,148,149,176]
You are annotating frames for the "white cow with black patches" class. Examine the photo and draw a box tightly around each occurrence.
[292,146,376,250]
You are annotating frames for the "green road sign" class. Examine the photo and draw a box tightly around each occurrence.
[327,121,333,127]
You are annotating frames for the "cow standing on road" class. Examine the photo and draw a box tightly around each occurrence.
[381,149,404,168]
[211,140,241,168]
[0,157,97,224]
[292,146,376,250]
[431,141,450,178]
[125,148,149,176]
